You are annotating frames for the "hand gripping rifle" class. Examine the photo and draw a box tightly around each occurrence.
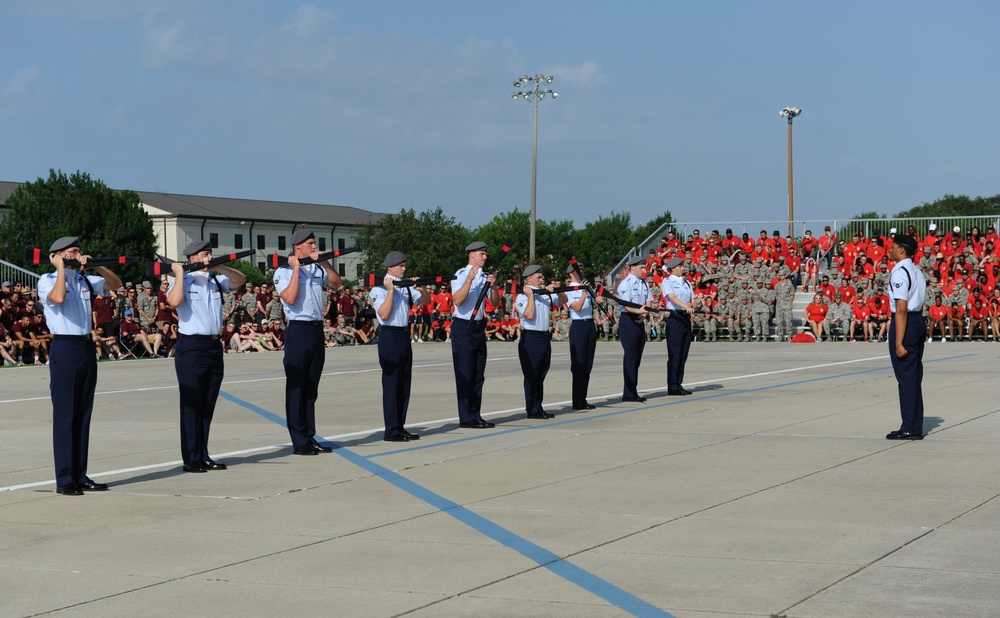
[470,239,513,321]
[25,247,139,269]
[266,246,359,269]
[564,252,616,325]
[146,249,255,277]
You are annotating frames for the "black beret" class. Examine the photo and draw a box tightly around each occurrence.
[183,240,212,256]
[49,236,80,253]
[291,229,315,245]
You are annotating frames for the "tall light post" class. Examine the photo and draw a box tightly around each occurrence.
[779,107,801,238]
[513,74,557,261]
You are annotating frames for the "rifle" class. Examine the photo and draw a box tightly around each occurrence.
[564,252,616,325]
[25,247,140,269]
[470,239,513,321]
[146,249,255,277]
[365,274,457,289]
[266,246,358,269]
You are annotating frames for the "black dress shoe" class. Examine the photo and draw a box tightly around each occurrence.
[384,434,409,442]
[183,462,208,473]
[460,420,490,429]
[622,396,647,403]
[667,390,685,396]
[403,431,420,440]
[201,459,228,471]
[679,389,693,395]
[527,411,555,419]
[478,419,496,428]
[310,441,333,453]
[78,478,109,491]
[56,483,83,496]
[572,403,596,410]
[293,445,319,455]
[886,430,924,440]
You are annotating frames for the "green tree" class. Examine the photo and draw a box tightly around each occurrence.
[0,169,157,283]
[228,259,267,288]
[355,207,470,279]
[473,208,577,280]
[632,210,675,247]
[894,193,1000,218]
[571,212,636,279]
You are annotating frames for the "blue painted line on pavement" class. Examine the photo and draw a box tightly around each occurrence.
[219,389,674,617]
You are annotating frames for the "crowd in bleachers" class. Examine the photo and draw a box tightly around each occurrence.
[2,221,998,365]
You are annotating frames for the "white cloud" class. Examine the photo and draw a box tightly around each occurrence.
[0,66,44,117]
[544,60,607,87]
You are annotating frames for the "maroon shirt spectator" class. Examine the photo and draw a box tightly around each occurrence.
[337,290,356,325]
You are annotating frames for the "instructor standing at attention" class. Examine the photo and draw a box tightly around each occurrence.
[663,257,695,396]
[274,230,344,455]
[617,256,653,403]
[167,240,246,473]
[450,241,499,429]
[370,251,429,442]
[39,236,122,495]
[885,233,926,440]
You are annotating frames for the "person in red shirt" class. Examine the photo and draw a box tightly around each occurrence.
[803,293,828,340]
[817,226,836,269]
[968,299,990,341]
[849,300,871,342]
[927,295,950,342]
[802,258,818,292]
[855,255,875,280]
[837,281,856,306]
[948,302,966,340]
[738,233,754,255]
[721,228,739,256]
[868,294,891,342]
[816,275,836,302]
[801,230,817,259]
[662,231,681,251]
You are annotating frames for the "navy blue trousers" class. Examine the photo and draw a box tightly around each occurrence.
[451,318,488,423]
[49,338,98,487]
[518,330,551,414]
[283,321,325,448]
[569,319,597,407]
[173,335,224,464]
[378,326,413,439]
[665,313,692,391]
[619,315,646,399]
[889,312,926,434]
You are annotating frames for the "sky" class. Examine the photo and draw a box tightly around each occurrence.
[1,1,998,233]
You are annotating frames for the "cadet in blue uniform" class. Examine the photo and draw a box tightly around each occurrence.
[370,251,431,442]
[662,257,695,396]
[566,265,597,410]
[450,241,500,429]
[274,230,344,455]
[515,265,567,419]
[38,236,122,496]
[617,256,653,402]
[886,234,927,440]
[167,240,247,472]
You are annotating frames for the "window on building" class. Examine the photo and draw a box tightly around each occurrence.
[235,234,243,249]
[257,261,265,272]
[209,233,219,248]
[338,238,346,250]
[338,263,346,277]
[318,237,327,251]
[356,264,363,278]
[278,236,286,251]
[257,235,265,250]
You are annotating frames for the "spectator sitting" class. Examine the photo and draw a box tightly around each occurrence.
[94,325,125,360]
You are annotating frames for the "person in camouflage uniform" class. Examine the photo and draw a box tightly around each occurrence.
[240,285,257,326]
[715,294,735,341]
[773,273,795,342]
[735,295,753,342]
[136,282,158,331]
[597,302,619,341]
[826,292,852,341]
[551,309,570,342]
[266,290,284,324]
[751,280,771,342]
[733,254,752,282]
[948,275,970,307]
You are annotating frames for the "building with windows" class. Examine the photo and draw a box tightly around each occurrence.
[0,181,386,280]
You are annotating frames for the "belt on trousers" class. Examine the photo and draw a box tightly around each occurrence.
[288,320,323,326]
[182,334,220,340]
[381,325,408,331]
[573,318,594,322]
[53,334,90,341]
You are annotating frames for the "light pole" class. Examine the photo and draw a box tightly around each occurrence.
[513,74,557,261]
[779,107,801,238]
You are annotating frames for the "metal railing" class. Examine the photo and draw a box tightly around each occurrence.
[0,258,40,288]
[606,215,1000,286]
